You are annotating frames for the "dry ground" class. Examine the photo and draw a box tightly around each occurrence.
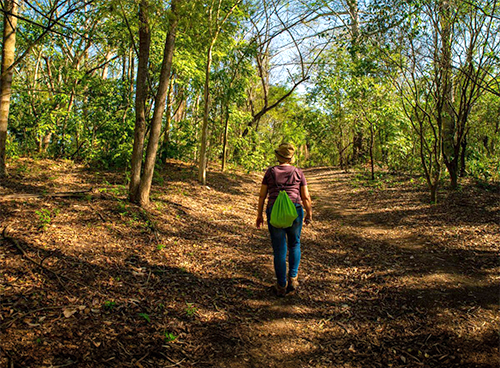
[1,159,499,367]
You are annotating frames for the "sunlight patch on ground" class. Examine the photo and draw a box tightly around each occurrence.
[248,319,319,357]
[399,272,482,287]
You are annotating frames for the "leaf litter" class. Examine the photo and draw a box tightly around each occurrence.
[0,159,498,367]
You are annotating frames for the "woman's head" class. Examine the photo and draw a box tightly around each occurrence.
[275,142,295,164]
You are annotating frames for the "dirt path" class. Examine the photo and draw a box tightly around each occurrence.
[1,160,499,367]
[219,167,499,368]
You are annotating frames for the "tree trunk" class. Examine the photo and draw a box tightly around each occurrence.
[198,43,214,185]
[338,143,344,170]
[129,0,151,202]
[192,93,201,162]
[447,159,459,188]
[41,133,52,153]
[128,47,134,93]
[348,0,366,169]
[337,125,344,169]
[352,130,363,164]
[459,134,467,177]
[0,0,19,177]
[122,55,127,82]
[439,0,458,189]
[347,0,360,43]
[60,89,76,156]
[369,123,375,180]
[137,0,180,207]
[197,0,244,182]
[102,51,113,79]
[430,184,438,204]
[29,50,42,139]
[416,115,442,204]
[160,78,175,159]
[221,106,230,172]
[174,96,186,122]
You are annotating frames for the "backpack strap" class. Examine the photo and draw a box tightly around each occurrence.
[271,166,297,190]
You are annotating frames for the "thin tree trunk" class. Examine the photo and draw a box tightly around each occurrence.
[102,51,113,79]
[137,0,180,207]
[122,54,127,82]
[0,0,19,177]
[41,133,51,153]
[348,0,364,167]
[338,142,344,170]
[174,91,186,122]
[221,106,230,172]
[192,93,201,162]
[352,129,363,164]
[440,0,457,189]
[198,43,214,184]
[129,47,135,95]
[129,0,151,202]
[459,133,467,177]
[337,125,344,169]
[446,154,459,188]
[29,49,42,130]
[430,184,438,203]
[369,123,375,180]
[60,89,75,156]
[128,48,134,84]
[40,57,58,153]
[161,77,175,158]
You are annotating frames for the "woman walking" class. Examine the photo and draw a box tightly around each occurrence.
[256,143,313,297]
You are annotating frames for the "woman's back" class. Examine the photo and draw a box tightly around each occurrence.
[262,165,307,208]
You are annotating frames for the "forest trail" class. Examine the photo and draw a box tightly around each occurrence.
[1,160,499,367]
[222,167,500,368]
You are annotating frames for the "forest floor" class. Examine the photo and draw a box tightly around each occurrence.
[1,158,499,368]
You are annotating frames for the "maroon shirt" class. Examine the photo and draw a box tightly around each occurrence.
[262,165,307,208]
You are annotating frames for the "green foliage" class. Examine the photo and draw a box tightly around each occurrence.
[185,303,197,317]
[5,135,21,160]
[35,208,60,231]
[385,132,419,173]
[104,301,116,310]
[163,118,199,160]
[350,172,386,190]
[138,313,151,323]
[232,132,271,171]
[466,93,500,182]
[3,0,498,193]
[164,331,177,342]
[468,152,500,183]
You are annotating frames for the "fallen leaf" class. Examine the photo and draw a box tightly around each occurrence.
[63,309,77,318]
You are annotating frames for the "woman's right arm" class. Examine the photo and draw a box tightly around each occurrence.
[300,185,313,225]
[256,184,268,228]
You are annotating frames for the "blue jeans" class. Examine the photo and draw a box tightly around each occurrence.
[266,204,304,287]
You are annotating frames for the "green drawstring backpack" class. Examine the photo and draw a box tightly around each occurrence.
[270,167,298,228]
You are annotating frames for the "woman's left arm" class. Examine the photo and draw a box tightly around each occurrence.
[256,184,268,228]
[300,184,313,225]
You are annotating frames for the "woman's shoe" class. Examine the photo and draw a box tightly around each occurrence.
[287,275,299,293]
[275,283,287,297]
